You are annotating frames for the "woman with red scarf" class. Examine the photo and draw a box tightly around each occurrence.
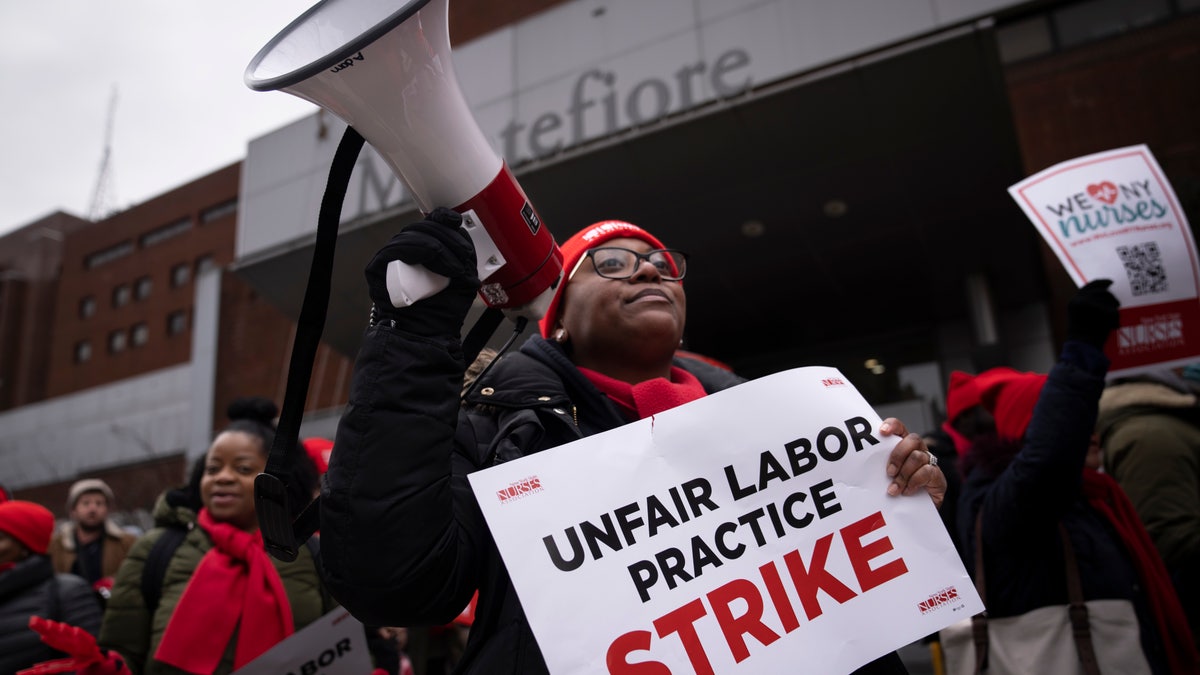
[92,397,336,674]
[318,211,948,674]
[947,281,1199,674]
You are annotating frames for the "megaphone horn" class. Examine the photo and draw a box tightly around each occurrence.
[245,0,563,319]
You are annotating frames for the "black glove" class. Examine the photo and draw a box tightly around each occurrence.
[1066,278,1120,349]
[364,207,480,338]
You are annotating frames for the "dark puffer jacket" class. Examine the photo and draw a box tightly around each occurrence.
[321,327,910,674]
[957,342,1169,674]
[0,554,103,675]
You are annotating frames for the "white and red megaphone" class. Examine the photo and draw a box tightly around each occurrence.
[245,0,562,320]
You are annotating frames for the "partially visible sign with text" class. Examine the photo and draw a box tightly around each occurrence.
[469,367,980,674]
[1009,145,1200,377]
[232,609,371,675]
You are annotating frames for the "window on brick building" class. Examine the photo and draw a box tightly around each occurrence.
[135,276,153,300]
[195,254,215,275]
[108,329,127,354]
[139,217,192,247]
[167,310,188,336]
[112,284,131,308]
[200,199,237,224]
[79,296,96,319]
[131,322,149,347]
[171,263,191,288]
[74,341,92,363]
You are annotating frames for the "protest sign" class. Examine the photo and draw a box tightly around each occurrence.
[469,366,981,675]
[1008,144,1200,377]
[232,608,372,675]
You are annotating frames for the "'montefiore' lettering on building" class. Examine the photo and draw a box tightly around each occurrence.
[499,47,753,163]
[350,47,754,219]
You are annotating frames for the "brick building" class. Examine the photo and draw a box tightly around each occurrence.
[1,163,352,518]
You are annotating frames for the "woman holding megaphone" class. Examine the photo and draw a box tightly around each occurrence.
[318,210,947,674]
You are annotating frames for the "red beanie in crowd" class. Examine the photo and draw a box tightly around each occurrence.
[0,500,55,555]
[538,220,667,338]
[974,367,1049,442]
[945,370,983,424]
[303,437,334,475]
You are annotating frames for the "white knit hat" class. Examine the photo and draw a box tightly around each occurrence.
[66,478,115,510]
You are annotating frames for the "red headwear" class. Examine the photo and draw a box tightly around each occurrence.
[538,220,667,338]
[0,500,55,555]
[951,367,1049,441]
[945,370,983,424]
[302,437,334,475]
[978,369,1047,442]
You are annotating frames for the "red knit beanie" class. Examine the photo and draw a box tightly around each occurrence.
[945,370,982,424]
[975,367,1049,442]
[0,500,55,555]
[303,437,334,475]
[538,220,668,338]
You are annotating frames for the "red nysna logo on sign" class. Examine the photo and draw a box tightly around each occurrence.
[1087,181,1119,204]
[496,475,544,505]
[917,586,960,614]
[821,378,847,387]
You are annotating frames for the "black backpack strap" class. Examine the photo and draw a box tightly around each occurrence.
[141,526,188,615]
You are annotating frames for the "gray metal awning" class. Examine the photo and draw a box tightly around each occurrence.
[233,25,1046,380]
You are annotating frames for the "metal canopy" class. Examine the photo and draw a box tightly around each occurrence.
[233,27,1046,381]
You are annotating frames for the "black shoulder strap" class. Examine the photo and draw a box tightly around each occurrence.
[142,526,188,614]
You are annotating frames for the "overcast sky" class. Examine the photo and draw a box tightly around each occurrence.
[0,1,323,236]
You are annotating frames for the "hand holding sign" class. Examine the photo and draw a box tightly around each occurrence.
[881,417,947,505]
[470,367,980,675]
[1066,279,1121,350]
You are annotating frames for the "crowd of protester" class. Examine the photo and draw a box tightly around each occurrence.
[2,213,1198,675]
[0,400,454,675]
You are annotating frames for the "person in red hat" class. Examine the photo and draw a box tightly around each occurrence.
[319,210,947,675]
[0,500,104,674]
[944,280,1199,674]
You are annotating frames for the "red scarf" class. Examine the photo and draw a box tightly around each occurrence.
[581,366,707,420]
[154,508,294,673]
[1082,469,1200,674]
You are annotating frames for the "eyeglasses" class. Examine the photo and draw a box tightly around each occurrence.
[569,247,689,281]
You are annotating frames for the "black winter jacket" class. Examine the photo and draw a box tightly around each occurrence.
[0,554,103,675]
[322,327,908,674]
[957,341,1169,674]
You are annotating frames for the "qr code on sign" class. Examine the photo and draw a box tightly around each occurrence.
[1117,242,1167,296]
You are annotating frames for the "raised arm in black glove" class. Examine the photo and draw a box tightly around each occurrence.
[364,207,480,338]
[1066,278,1121,349]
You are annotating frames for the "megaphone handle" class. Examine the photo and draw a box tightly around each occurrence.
[384,212,504,307]
[385,260,451,306]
